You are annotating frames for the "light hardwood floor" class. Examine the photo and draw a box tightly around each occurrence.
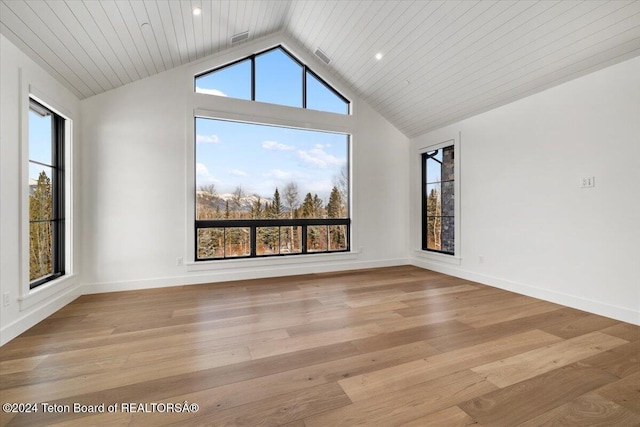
[1,266,638,426]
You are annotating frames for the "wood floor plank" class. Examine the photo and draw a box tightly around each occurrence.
[471,331,628,388]
[539,313,620,339]
[580,340,640,378]
[338,329,562,402]
[350,320,471,353]
[400,406,480,427]
[459,364,620,426]
[516,392,640,427]
[344,284,479,308]
[125,341,438,425]
[305,370,498,427]
[1,347,251,404]
[158,383,352,427]
[248,324,383,359]
[424,307,582,353]
[594,372,640,414]
[599,323,640,342]
[1,266,637,427]
[0,355,48,375]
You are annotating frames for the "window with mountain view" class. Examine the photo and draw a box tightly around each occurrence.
[422,146,454,254]
[29,99,65,287]
[195,118,349,260]
[195,46,349,115]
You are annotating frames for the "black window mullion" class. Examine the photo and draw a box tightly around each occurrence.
[302,67,307,109]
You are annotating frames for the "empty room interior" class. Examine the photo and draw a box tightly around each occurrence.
[1,0,639,425]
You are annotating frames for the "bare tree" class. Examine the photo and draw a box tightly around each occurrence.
[332,165,348,216]
[231,186,245,218]
[283,182,300,250]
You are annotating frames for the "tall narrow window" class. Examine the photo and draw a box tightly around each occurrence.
[422,145,454,254]
[28,99,65,288]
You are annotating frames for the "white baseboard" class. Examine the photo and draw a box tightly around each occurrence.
[0,283,83,346]
[411,258,640,326]
[83,257,410,294]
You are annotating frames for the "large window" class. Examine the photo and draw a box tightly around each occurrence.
[28,99,65,288]
[195,118,349,260]
[422,145,454,254]
[195,46,349,115]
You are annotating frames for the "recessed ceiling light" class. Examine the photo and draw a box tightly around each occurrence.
[193,7,202,16]
[375,52,383,61]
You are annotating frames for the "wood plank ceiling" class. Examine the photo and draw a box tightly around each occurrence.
[1,0,639,137]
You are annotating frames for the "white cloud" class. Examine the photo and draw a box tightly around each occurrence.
[262,140,294,151]
[196,134,220,144]
[229,169,248,177]
[266,169,292,179]
[196,163,209,176]
[298,147,345,168]
[195,87,227,97]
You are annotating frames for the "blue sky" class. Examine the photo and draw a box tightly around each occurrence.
[28,110,53,187]
[195,47,349,202]
[196,118,347,201]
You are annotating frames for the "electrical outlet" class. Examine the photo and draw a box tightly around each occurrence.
[478,255,484,264]
[3,292,10,307]
[176,257,183,266]
[580,176,595,188]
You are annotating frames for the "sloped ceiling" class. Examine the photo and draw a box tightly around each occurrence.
[1,0,639,137]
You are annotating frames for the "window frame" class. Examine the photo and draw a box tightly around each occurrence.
[193,115,351,261]
[416,137,461,263]
[421,145,454,255]
[186,38,358,268]
[194,45,350,114]
[28,99,66,288]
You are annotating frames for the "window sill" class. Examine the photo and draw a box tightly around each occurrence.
[414,250,462,266]
[186,251,360,272]
[19,273,77,311]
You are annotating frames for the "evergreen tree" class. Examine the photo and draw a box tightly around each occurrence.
[327,186,342,218]
[271,188,283,218]
[313,194,324,218]
[301,193,315,218]
[250,196,262,219]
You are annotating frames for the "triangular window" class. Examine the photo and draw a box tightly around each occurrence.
[195,46,349,114]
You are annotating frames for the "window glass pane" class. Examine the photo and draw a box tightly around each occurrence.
[196,59,251,100]
[426,183,441,217]
[426,216,442,251]
[307,225,328,252]
[225,227,250,257]
[195,118,348,220]
[29,165,54,221]
[197,228,224,259]
[257,227,280,255]
[29,109,52,165]
[329,225,347,251]
[255,48,302,108]
[280,226,302,254]
[423,144,454,255]
[306,71,348,114]
[425,151,441,184]
[29,222,53,281]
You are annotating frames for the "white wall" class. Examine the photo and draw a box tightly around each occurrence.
[80,34,410,293]
[0,34,83,345]
[411,56,640,325]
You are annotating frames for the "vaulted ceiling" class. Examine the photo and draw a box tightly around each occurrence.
[2,0,639,137]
